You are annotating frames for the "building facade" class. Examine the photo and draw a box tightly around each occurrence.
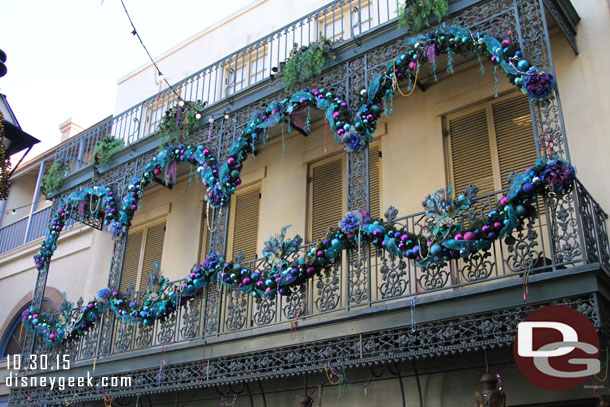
[1,0,610,405]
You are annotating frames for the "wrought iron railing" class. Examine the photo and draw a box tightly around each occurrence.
[0,207,52,255]
[35,179,608,362]
[53,0,412,175]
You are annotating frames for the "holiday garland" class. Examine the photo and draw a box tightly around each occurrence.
[24,26,561,347]
[0,110,11,200]
[24,157,575,346]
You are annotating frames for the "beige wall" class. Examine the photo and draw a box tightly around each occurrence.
[552,0,610,214]
[1,173,37,228]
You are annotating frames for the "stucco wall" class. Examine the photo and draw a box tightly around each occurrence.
[551,0,610,214]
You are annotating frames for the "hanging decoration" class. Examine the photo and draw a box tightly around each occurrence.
[0,110,11,200]
[24,157,575,347]
[33,186,120,271]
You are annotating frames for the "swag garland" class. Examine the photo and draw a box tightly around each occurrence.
[24,158,575,346]
[25,26,561,347]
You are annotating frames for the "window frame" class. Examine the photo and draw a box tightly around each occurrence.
[444,93,535,194]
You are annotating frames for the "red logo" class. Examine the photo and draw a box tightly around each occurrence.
[513,305,600,391]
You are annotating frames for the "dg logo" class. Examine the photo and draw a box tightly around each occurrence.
[513,305,600,391]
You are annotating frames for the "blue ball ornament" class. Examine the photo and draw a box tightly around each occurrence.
[522,182,535,195]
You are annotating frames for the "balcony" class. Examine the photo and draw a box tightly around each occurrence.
[33,179,608,362]
[0,207,52,255]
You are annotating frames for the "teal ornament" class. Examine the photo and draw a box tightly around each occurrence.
[231,170,240,178]
[515,205,528,217]
[429,244,442,257]
[517,60,530,71]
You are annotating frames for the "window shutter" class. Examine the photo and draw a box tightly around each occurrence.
[493,96,538,189]
[120,229,143,292]
[311,159,344,242]
[139,222,166,290]
[199,205,210,263]
[231,188,260,261]
[449,110,495,195]
[369,145,381,219]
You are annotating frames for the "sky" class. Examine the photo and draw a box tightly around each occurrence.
[0,0,254,160]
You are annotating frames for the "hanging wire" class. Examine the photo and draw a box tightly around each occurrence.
[119,0,182,101]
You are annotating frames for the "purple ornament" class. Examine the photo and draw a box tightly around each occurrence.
[464,231,476,241]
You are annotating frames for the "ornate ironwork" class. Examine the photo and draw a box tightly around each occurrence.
[9,295,600,405]
[315,261,341,312]
[379,254,409,299]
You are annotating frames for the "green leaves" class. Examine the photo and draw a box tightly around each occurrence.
[280,38,333,92]
[93,135,124,167]
[397,0,449,33]
[41,161,69,198]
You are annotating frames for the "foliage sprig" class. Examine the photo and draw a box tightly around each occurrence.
[275,38,334,92]
[398,0,449,33]
[41,161,69,198]
[93,135,124,167]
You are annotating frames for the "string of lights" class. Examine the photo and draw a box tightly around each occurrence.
[118,0,182,102]
[3,199,48,215]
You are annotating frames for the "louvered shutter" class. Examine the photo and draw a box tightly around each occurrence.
[199,205,210,262]
[449,110,495,195]
[369,145,381,219]
[120,230,143,292]
[493,96,538,189]
[231,188,260,261]
[311,158,344,242]
[139,222,166,290]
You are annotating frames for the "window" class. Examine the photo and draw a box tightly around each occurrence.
[120,220,167,292]
[229,186,261,261]
[446,94,537,196]
[225,48,268,97]
[319,1,373,42]
[1,300,57,358]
